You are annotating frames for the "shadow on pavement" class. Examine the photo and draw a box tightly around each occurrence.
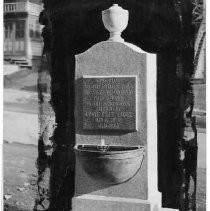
[4,204,28,211]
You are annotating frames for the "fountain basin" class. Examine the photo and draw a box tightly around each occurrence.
[74,145,145,185]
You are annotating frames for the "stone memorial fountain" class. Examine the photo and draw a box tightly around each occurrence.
[73,4,162,211]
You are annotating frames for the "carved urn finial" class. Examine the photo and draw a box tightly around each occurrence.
[102,4,129,42]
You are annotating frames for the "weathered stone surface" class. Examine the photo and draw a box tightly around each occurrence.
[72,196,150,211]
[75,41,146,147]
[82,76,137,131]
[74,41,148,205]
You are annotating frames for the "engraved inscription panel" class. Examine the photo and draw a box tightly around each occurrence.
[83,76,137,131]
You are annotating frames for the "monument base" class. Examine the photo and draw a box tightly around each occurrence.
[72,194,150,211]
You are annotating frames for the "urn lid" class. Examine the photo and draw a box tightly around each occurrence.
[102,4,128,15]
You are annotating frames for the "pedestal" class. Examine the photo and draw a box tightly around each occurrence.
[72,41,163,211]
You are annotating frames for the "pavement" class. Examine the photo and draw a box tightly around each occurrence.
[3,88,206,156]
[3,143,38,211]
[4,64,19,76]
[2,87,206,210]
[3,89,39,146]
[2,140,206,211]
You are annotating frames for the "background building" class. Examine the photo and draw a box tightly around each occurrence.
[4,0,43,70]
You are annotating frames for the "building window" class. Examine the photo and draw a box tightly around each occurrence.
[29,23,34,37]
[15,21,25,39]
[29,19,41,39]
[35,20,41,38]
[4,41,13,52]
[4,22,13,39]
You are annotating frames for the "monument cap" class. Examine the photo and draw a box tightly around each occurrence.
[102,4,129,42]
[102,4,128,15]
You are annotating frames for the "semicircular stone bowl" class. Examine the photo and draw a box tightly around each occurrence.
[74,145,145,185]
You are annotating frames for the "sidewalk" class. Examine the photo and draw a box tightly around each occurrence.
[3,138,206,211]
[3,84,206,210]
[3,142,38,211]
[3,88,39,146]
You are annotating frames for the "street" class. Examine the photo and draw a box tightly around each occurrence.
[3,87,206,210]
